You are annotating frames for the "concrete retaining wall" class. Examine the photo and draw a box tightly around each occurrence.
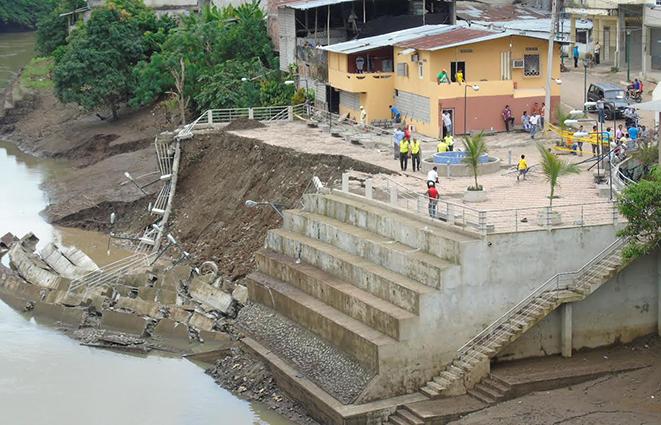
[497,250,661,361]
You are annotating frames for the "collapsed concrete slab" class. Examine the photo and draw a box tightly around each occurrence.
[189,276,234,314]
[100,310,148,335]
[33,301,85,327]
[115,296,161,318]
[154,318,189,340]
[188,311,215,332]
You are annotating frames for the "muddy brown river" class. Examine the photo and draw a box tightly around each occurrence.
[0,32,291,425]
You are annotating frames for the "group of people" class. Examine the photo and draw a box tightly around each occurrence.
[392,126,422,172]
[569,122,649,161]
[436,68,464,85]
[572,41,601,68]
[502,103,546,135]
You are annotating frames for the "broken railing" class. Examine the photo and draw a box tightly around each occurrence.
[338,174,623,237]
[68,252,156,292]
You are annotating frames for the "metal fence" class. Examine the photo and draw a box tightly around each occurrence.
[339,174,623,237]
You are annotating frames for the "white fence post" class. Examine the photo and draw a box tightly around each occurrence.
[479,211,488,237]
[207,110,213,124]
[341,173,349,192]
[248,108,254,120]
[612,202,618,224]
[390,186,398,206]
[288,106,294,121]
[365,179,373,199]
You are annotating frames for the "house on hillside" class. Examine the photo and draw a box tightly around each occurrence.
[87,0,201,15]
[322,24,563,137]
[267,0,457,111]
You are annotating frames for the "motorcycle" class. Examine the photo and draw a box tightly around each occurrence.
[626,88,642,103]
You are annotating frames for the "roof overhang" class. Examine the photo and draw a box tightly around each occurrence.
[285,0,355,10]
[565,7,612,16]
[635,99,661,112]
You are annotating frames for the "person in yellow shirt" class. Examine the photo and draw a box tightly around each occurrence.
[400,138,410,171]
[410,138,421,171]
[437,139,448,153]
[456,69,464,85]
[517,154,528,181]
[443,134,454,151]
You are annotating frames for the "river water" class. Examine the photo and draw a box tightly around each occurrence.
[0,32,291,425]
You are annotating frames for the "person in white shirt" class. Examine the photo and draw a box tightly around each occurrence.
[427,166,439,187]
[529,114,539,139]
[442,112,452,137]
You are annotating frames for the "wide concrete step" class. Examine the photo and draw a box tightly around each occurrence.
[304,192,474,263]
[265,228,434,314]
[255,249,417,341]
[247,272,396,371]
[283,209,456,290]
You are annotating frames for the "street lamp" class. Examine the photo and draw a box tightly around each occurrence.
[583,57,592,110]
[463,84,480,135]
[244,199,285,218]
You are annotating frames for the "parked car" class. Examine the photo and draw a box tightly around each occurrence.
[586,82,630,119]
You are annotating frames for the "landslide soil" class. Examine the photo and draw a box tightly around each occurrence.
[169,131,391,280]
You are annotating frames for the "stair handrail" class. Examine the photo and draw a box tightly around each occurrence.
[457,237,627,356]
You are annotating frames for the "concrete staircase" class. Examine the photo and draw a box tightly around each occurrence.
[419,238,627,399]
[246,191,473,401]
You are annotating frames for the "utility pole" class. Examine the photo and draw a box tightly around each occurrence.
[626,30,631,82]
[544,0,558,130]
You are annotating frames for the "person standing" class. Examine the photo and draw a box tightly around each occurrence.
[517,154,528,181]
[427,183,439,218]
[456,69,464,85]
[427,166,439,187]
[411,138,421,172]
[436,138,448,153]
[573,125,588,156]
[521,111,531,131]
[444,134,454,152]
[594,41,601,65]
[616,124,624,141]
[539,103,546,130]
[502,105,514,132]
[529,113,539,139]
[442,111,452,138]
[400,137,410,171]
[573,45,580,68]
[437,69,450,85]
[393,127,404,160]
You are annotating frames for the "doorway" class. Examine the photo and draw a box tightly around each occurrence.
[450,61,465,83]
[440,108,455,139]
[326,86,340,114]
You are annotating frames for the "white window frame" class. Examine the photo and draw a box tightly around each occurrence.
[418,61,424,79]
[523,54,541,77]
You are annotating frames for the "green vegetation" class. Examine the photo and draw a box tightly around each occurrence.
[21,57,54,89]
[618,166,661,259]
[462,132,487,191]
[537,143,580,207]
[52,0,174,120]
[35,0,87,56]
[47,0,293,122]
[0,0,54,29]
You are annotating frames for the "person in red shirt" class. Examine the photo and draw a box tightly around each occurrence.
[404,126,411,141]
[427,182,439,218]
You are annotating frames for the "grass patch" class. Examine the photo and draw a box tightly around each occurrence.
[21,57,53,90]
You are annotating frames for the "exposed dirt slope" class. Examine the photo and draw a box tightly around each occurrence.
[170,131,391,280]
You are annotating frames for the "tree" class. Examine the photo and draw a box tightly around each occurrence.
[537,143,580,207]
[36,0,87,56]
[462,132,488,191]
[0,0,55,29]
[617,167,661,259]
[52,0,169,119]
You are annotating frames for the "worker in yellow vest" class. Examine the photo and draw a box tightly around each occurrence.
[444,134,454,151]
[400,138,410,171]
[437,139,448,153]
[410,138,421,171]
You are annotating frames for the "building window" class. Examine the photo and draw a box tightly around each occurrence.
[450,61,466,82]
[396,63,409,77]
[523,54,540,77]
[418,61,424,79]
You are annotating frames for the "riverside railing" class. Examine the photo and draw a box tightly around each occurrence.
[338,174,623,237]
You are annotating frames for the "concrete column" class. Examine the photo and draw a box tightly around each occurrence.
[616,10,624,69]
[365,179,373,199]
[341,173,349,192]
[561,303,573,358]
[390,186,398,206]
[570,15,576,46]
[642,24,650,79]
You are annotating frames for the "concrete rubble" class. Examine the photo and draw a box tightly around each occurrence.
[0,232,247,354]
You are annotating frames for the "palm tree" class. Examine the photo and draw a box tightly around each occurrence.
[462,132,488,191]
[537,143,580,207]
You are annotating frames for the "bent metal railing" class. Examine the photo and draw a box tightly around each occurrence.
[456,237,628,358]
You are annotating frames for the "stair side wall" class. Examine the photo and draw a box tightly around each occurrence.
[496,249,660,361]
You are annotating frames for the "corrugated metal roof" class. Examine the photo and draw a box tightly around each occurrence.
[285,0,355,10]
[319,25,452,54]
[456,3,548,22]
[396,27,501,51]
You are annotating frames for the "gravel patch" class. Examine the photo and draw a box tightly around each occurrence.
[237,302,375,404]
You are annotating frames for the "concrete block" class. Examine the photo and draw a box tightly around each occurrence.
[159,265,192,291]
[231,285,248,305]
[53,291,85,307]
[100,310,148,335]
[199,330,231,344]
[153,318,189,340]
[121,273,149,287]
[33,302,84,326]
[156,288,177,305]
[188,311,215,332]
[189,278,234,313]
[170,306,192,323]
[115,296,160,318]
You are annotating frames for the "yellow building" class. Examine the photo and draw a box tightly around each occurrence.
[322,24,563,138]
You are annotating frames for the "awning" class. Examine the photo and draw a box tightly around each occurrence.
[285,0,356,11]
[635,99,661,112]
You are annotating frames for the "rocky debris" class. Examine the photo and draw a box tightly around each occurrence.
[223,118,266,131]
[231,284,248,305]
[237,303,374,404]
[207,347,319,425]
